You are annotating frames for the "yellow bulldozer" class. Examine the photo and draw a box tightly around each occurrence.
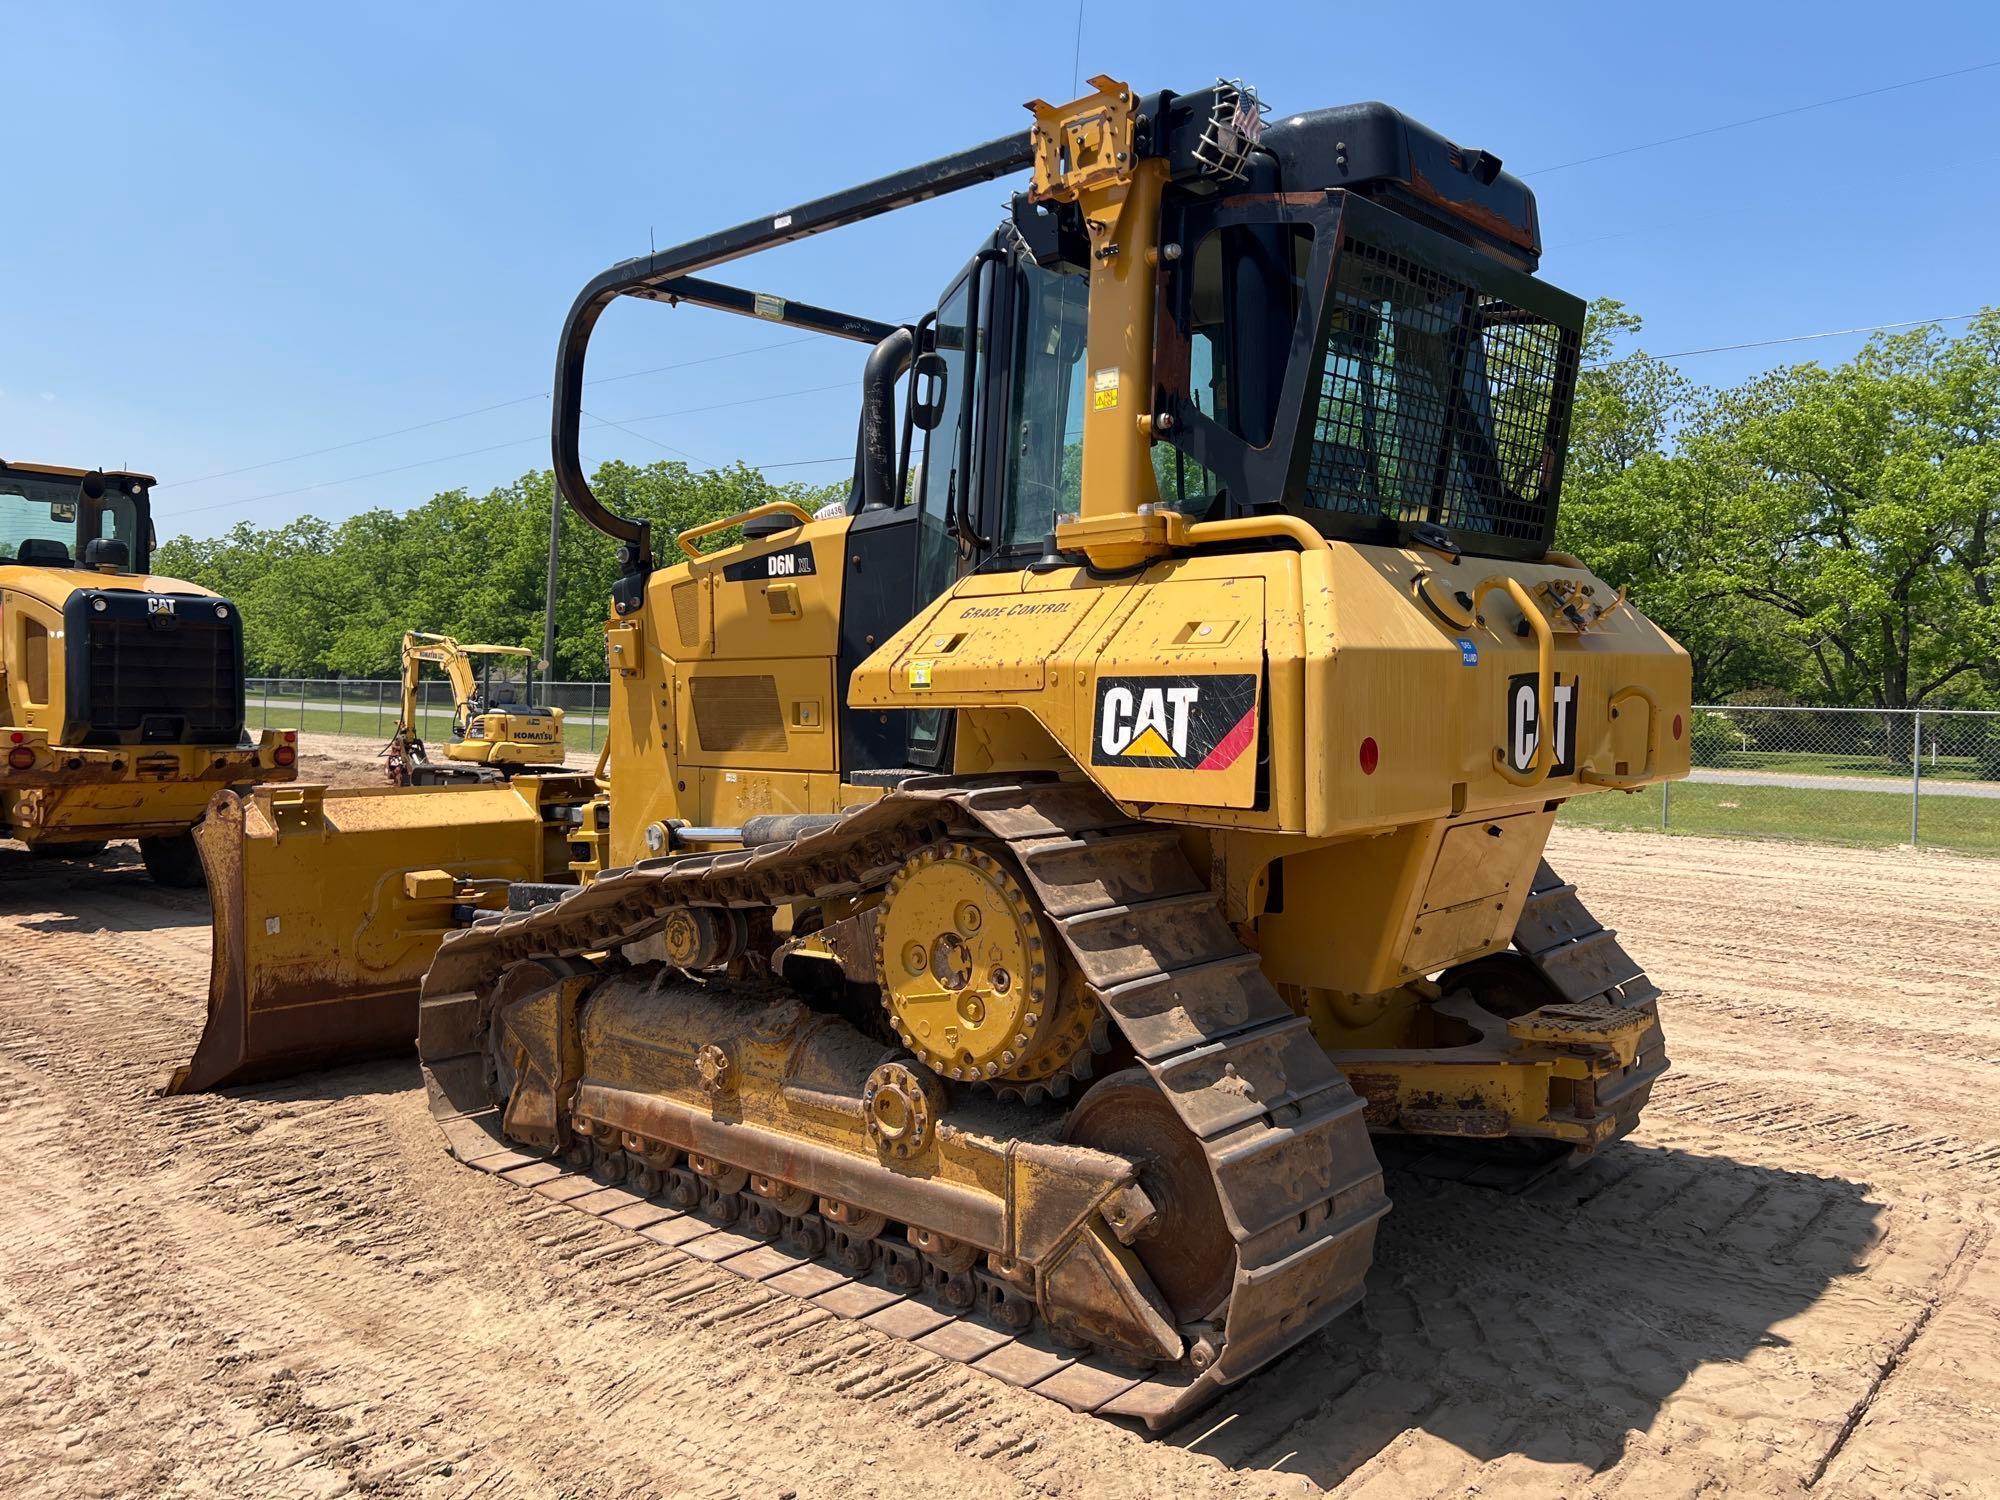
[170,80,1690,1425]
[0,459,296,884]
[384,630,567,785]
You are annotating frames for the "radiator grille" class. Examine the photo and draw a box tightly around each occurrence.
[80,615,243,746]
[689,675,786,753]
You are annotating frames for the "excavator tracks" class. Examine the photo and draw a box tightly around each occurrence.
[417,776,1389,1428]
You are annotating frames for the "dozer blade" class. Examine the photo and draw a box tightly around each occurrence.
[166,781,560,1094]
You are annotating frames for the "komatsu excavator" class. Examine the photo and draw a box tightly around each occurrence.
[384,631,566,785]
[171,80,1690,1425]
[0,460,296,884]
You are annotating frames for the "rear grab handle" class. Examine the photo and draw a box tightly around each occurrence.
[676,501,813,561]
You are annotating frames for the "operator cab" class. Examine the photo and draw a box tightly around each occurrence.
[544,84,1587,782]
[469,652,551,719]
[450,652,553,744]
[836,97,1582,771]
[892,99,1576,570]
[0,461,155,575]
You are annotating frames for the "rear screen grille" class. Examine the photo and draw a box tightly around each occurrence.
[1304,233,1579,548]
[80,616,243,746]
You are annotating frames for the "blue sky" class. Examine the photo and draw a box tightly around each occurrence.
[4,2,1995,540]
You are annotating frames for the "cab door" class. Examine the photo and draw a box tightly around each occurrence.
[836,250,1007,775]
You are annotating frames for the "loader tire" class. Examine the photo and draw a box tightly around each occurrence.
[28,841,109,859]
[139,832,205,888]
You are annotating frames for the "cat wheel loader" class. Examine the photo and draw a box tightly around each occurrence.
[384,631,567,785]
[169,79,1690,1426]
[0,460,296,885]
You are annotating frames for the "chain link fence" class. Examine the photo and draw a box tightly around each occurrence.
[245,677,611,755]
[1561,705,2000,857]
[250,683,1999,857]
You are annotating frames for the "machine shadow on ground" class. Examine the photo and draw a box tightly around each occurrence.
[1167,1140,1885,1488]
[0,845,212,929]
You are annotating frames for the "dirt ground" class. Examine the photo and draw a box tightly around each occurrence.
[0,804,1995,1497]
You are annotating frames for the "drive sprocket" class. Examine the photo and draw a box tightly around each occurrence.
[873,840,1097,1088]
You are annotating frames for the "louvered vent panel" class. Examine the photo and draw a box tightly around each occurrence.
[689,675,786,753]
[672,581,699,648]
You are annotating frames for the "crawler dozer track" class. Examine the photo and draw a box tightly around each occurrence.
[1514,858,1670,1143]
[1385,860,1669,1191]
[418,777,1390,1426]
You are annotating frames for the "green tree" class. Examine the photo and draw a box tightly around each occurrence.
[1695,313,2000,709]
[154,460,840,680]
[1557,300,1803,700]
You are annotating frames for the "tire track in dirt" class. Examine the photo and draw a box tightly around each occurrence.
[0,866,1288,1499]
[2,831,1996,1496]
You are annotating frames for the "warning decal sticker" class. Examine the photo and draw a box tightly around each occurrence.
[1091,674,1259,771]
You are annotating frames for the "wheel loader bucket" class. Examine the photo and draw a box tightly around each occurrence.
[166,781,564,1094]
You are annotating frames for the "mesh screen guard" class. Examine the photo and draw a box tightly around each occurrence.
[1152,190,1586,560]
[1303,232,1580,547]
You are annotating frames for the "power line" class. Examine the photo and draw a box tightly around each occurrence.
[167,434,551,517]
[1070,0,1085,97]
[1602,312,1984,364]
[164,382,860,519]
[577,409,705,466]
[1524,59,1998,176]
[156,335,821,491]
[607,381,849,427]
[139,56,1998,507]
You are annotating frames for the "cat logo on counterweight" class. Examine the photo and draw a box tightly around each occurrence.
[1092,674,1258,771]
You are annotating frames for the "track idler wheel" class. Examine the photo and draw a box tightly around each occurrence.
[875,841,1097,1089]
[482,957,597,1154]
[1063,1068,1234,1326]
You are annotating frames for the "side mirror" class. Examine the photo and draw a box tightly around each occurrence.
[910,352,949,431]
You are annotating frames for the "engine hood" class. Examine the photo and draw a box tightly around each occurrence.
[0,564,221,611]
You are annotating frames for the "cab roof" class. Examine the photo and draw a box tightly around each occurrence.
[0,460,159,487]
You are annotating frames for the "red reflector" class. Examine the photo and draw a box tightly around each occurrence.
[7,747,33,770]
[8,732,22,743]
[283,730,298,743]
[1672,714,1684,741]
[1359,737,1379,776]
[274,745,297,767]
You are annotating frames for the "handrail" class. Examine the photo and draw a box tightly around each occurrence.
[1182,514,1331,553]
[1475,575,1555,788]
[1579,685,1661,788]
[551,132,1037,573]
[675,501,813,562]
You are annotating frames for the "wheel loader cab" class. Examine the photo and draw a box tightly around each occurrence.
[0,464,151,574]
